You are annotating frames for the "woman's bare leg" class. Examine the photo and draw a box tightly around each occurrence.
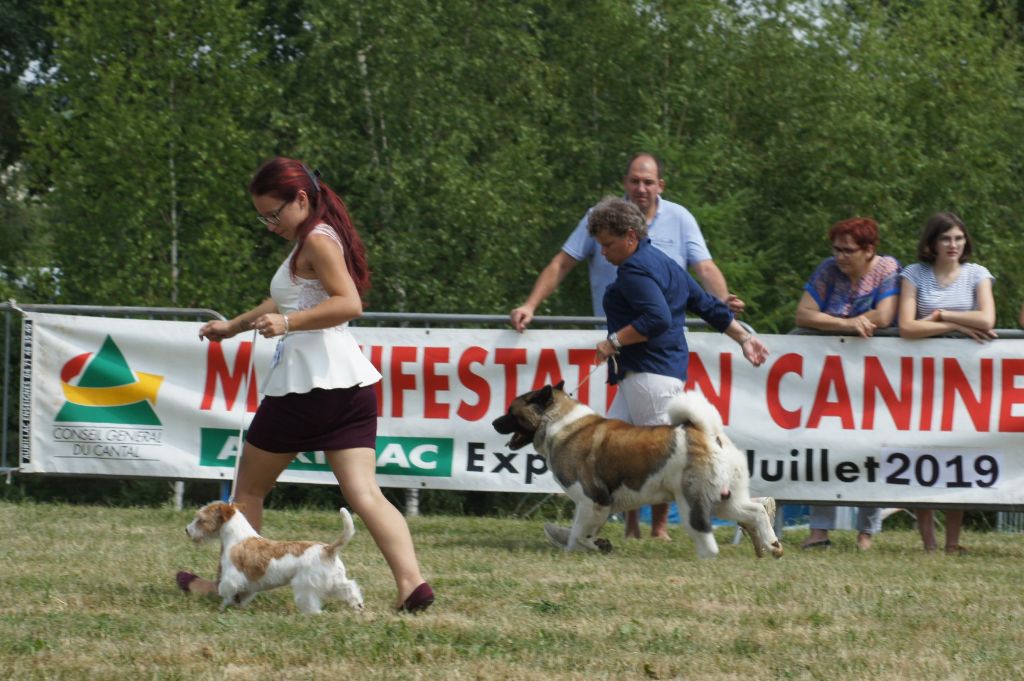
[650,503,671,540]
[625,509,641,539]
[231,443,296,531]
[916,509,937,552]
[944,510,964,552]
[327,447,426,609]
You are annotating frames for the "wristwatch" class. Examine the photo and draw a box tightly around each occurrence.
[608,332,623,350]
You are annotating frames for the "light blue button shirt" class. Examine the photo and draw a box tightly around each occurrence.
[561,197,713,316]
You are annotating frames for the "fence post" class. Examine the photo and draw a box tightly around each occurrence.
[1,306,10,473]
[171,481,185,510]
[405,488,420,517]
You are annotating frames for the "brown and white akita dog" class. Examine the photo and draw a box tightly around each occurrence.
[492,382,783,559]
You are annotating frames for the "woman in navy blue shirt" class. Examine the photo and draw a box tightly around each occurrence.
[589,197,769,540]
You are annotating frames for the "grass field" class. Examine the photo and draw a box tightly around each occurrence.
[2,500,1023,680]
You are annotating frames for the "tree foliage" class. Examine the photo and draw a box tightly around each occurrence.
[22,0,278,310]
[7,0,1024,329]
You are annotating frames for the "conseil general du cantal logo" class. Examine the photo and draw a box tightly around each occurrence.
[53,335,165,460]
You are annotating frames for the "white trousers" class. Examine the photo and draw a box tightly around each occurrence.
[606,372,685,426]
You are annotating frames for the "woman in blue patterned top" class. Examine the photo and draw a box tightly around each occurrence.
[795,217,900,551]
[899,212,995,554]
[796,217,901,338]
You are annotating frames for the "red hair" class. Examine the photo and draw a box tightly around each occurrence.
[828,217,879,251]
[248,157,371,297]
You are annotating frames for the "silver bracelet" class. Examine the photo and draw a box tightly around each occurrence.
[282,314,290,335]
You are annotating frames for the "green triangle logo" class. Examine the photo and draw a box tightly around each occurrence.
[56,336,162,425]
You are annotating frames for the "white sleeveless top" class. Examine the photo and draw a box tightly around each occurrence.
[261,224,382,396]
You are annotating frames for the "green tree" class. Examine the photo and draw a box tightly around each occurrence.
[285,0,565,315]
[24,0,278,312]
[14,0,1024,329]
[637,0,1024,331]
[0,0,57,301]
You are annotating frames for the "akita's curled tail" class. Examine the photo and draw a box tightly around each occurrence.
[671,391,730,536]
[666,390,724,434]
[324,508,357,556]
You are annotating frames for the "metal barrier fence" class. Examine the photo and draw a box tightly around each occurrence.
[1,302,226,508]
[997,512,1024,533]
[5,302,1022,527]
[355,311,728,331]
[789,326,1024,339]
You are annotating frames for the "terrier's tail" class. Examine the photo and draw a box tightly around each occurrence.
[324,508,357,556]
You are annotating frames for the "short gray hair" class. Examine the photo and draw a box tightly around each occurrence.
[586,197,648,239]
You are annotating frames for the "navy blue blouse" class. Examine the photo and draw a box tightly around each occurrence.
[602,239,733,384]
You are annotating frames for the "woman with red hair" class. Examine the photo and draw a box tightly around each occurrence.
[180,157,433,613]
[795,216,901,550]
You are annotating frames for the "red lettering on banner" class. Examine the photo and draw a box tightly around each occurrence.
[941,357,992,431]
[200,341,258,411]
[367,345,384,414]
[457,346,491,421]
[390,346,418,418]
[567,349,596,405]
[531,348,564,391]
[862,356,913,430]
[919,357,935,431]
[363,340,1023,433]
[766,353,802,429]
[685,352,732,423]
[423,347,450,419]
[494,348,528,409]
[999,359,1024,431]
[806,355,854,429]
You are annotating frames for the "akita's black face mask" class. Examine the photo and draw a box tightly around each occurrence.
[491,382,564,450]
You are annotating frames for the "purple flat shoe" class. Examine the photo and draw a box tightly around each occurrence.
[399,582,434,613]
[176,570,199,592]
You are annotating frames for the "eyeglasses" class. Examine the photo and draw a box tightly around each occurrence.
[831,244,862,256]
[257,200,290,226]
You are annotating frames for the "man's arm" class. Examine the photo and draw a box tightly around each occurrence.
[510,251,579,332]
[691,259,745,314]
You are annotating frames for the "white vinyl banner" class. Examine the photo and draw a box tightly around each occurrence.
[19,312,1024,506]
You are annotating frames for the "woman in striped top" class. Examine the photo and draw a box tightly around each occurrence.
[898,212,996,554]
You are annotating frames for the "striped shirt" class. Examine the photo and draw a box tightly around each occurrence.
[899,262,994,319]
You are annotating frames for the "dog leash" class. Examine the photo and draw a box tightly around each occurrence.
[228,328,259,503]
[570,353,618,398]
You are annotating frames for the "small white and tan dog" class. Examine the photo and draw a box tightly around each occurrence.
[185,501,364,614]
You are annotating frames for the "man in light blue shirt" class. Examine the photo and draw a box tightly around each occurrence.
[510,153,744,330]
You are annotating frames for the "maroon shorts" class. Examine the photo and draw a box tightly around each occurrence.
[246,385,377,453]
